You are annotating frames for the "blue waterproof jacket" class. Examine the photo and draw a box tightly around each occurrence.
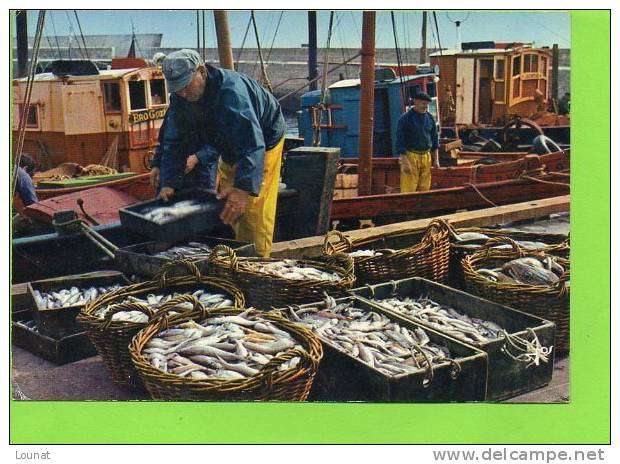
[155,65,285,195]
[395,109,439,155]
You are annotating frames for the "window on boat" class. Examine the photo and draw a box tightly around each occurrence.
[103,82,121,112]
[494,60,505,79]
[128,80,147,110]
[523,54,538,73]
[540,56,548,75]
[149,79,167,106]
[20,104,38,128]
[512,56,521,76]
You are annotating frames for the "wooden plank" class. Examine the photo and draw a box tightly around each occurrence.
[271,195,570,258]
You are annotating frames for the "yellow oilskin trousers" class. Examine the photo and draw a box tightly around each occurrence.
[218,137,284,257]
[400,149,432,193]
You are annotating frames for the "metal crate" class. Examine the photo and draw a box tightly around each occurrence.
[119,189,225,242]
[277,296,488,402]
[114,235,256,278]
[27,272,130,339]
[350,278,556,401]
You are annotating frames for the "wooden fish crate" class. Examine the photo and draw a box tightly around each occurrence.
[276,296,488,402]
[351,278,556,401]
[119,188,225,242]
[12,308,97,364]
[114,235,256,278]
[27,271,130,339]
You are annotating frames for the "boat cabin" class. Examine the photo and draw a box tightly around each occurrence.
[430,42,551,127]
[12,59,169,174]
[297,66,440,157]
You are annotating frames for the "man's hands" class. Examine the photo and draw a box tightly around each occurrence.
[150,167,160,189]
[160,187,175,202]
[399,155,413,174]
[217,187,250,225]
[185,154,199,174]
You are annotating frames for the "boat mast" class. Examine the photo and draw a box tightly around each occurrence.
[16,10,28,77]
[420,11,427,63]
[551,43,559,103]
[308,11,318,91]
[357,11,375,197]
[214,10,234,70]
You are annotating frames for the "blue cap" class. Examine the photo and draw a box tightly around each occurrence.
[161,49,204,93]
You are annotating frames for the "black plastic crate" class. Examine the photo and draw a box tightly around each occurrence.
[119,189,225,242]
[28,272,130,339]
[276,296,488,402]
[351,278,556,401]
[114,235,256,278]
[12,309,97,365]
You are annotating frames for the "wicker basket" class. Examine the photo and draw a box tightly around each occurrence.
[449,226,570,289]
[129,303,323,401]
[461,237,570,352]
[77,259,245,386]
[206,245,356,309]
[322,219,452,285]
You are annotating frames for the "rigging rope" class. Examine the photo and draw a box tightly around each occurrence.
[236,13,253,68]
[432,11,443,56]
[73,10,90,60]
[250,10,273,92]
[49,11,62,59]
[265,11,284,65]
[13,10,46,198]
[64,10,85,60]
[313,11,335,147]
[391,12,407,106]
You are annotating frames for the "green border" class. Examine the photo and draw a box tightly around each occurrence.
[10,10,610,444]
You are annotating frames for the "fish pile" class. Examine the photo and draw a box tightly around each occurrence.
[288,297,451,376]
[478,256,566,286]
[370,295,504,344]
[454,232,549,250]
[244,259,341,282]
[142,309,305,380]
[33,284,123,310]
[348,248,396,258]
[94,289,233,323]
[142,200,215,224]
[153,242,213,260]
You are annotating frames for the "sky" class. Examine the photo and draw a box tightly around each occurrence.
[18,10,571,50]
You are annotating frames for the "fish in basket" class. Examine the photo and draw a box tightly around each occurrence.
[206,244,356,309]
[77,260,244,386]
[322,219,452,285]
[461,237,569,352]
[129,300,323,401]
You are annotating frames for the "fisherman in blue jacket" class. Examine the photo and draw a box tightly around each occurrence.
[156,49,285,257]
[395,92,440,193]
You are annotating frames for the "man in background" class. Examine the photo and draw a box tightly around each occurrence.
[395,92,439,193]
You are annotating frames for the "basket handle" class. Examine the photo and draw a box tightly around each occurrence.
[323,230,353,255]
[151,294,206,320]
[257,346,316,389]
[425,218,452,243]
[207,244,239,272]
[480,236,526,257]
[101,302,155,329]
[554,269,571,297]
[154,259,202,288]
[325,252,355,279]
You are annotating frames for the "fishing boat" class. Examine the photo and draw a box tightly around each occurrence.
[12,57,167,174]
